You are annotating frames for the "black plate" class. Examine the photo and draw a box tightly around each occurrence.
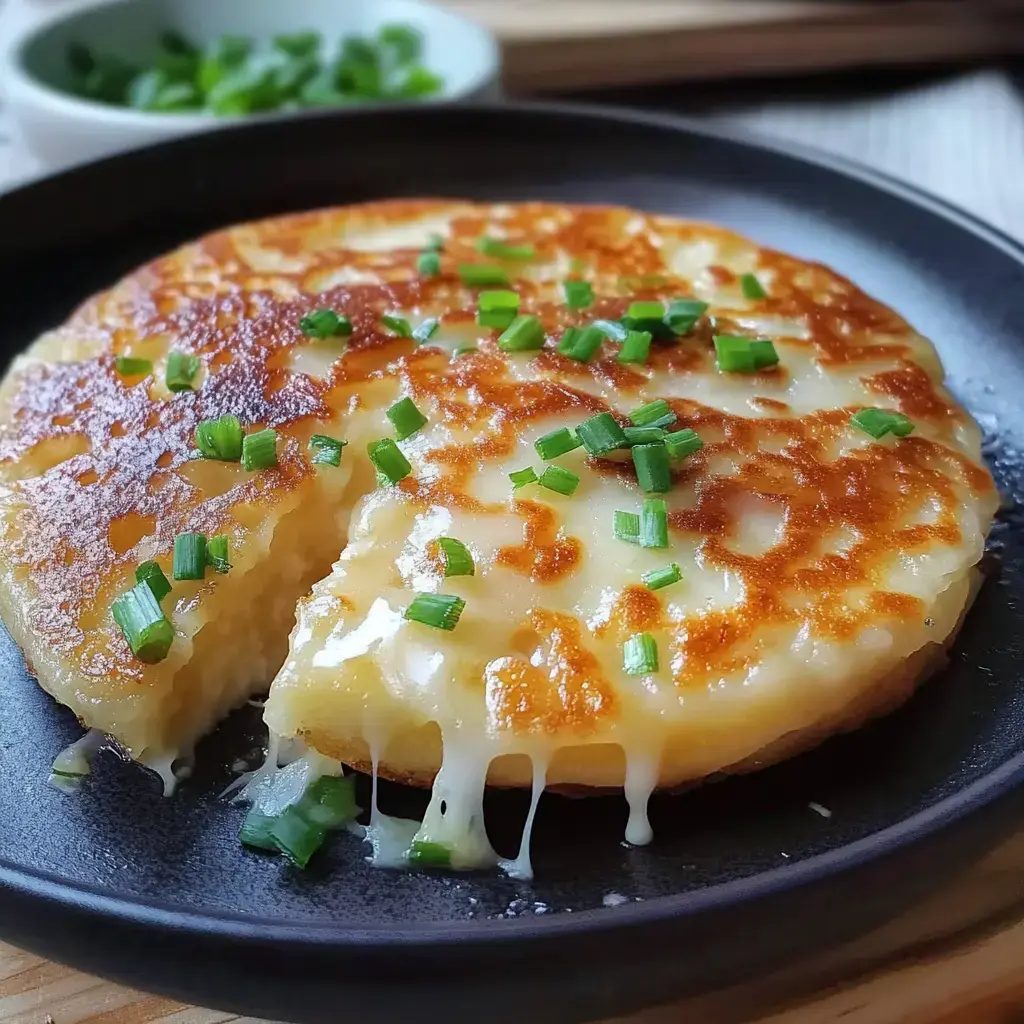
[2,103,1024,1024]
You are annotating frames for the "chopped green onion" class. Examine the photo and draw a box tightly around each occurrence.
[387,396,428,440]
[477,289,519,329]
[308,434,347,466]
[239,809,279,852]
[498,315,545,352]
[664,299,708,336]
[207,535,231,574]
[714,335,780,374]
[559,325,604,363]
[750,339,779,369]
[623,633,659,675]
[640,498,669,549]
[172,532,207,581]
[452,346,477,358]
[381,314,413,338]
[112,582,174,663]
[368,438,411,483]
[664,428,703,460]
[417,251,441,277]
[135,560,171,602]
[269,806,327,869]
[557,327,581,354]
[412,317,440,343]
[563,280,595,309]
[476,237,534,260]
[458,264,509,287]
[740,272,767,299]
[293,775,359,829]
[404,592,465,631]
[195,414,243,461]
[241,428,278,471]
[619,330,652,364]
[642,562,682,591]
[850,408,916,439]
[592,318,628,343]
[408,840,452,866]
[509,466,538,489]
[629,399,674,427]
[633,443,672,493]
[115,356,152,376]
[622,300,669,338]
[614,510,640,544]
[539,465,580,496]
[534,427,581,461]
[622,426,666,446]
[577,412,627,456]
[165,351,199,392]
[436,537,475,577]
[300,309,352,339]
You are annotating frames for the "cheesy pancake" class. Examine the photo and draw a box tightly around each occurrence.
[0,200,995,864]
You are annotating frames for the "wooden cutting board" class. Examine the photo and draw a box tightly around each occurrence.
[446,0,1024,91]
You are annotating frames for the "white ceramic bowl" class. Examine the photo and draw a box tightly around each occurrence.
[5,0,501,170]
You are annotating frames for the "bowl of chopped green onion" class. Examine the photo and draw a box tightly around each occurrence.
[5,0,500,170]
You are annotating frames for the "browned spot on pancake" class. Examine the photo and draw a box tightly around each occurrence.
[864,364,955,420]
[869,590,925,619]
[497,500,582,583]
[751,397,791,414]
[592,585,663,639]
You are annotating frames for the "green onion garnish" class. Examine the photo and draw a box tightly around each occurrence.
[412,317,440,343]
[135,560,171,602]
[559,325,604,363]
[629,399,674,427]
[740,273,767,299]
[165,351,199,393]
[664,299,708,336]
[115,356,152,376]
[436,537,475,577]
[640,498,669,548]
[622,426,666,446]
[498,315,545,352]
[477,289,520,329]
[417,251,441,277]
[207,535,231,574]
[509,466,538,489]
[112,582,174,663]
[623,633,659,675]
[381,314,413,338]
[458,264,510,287]
[476,237,534,260]
[577,412,627,456]
[268,806,326,869]
[621,300,669,338]
[408,840,452,866]
[308,434,347,466]
[534,427,581,461]
[195,414,243,461]
[556,327,581,354]
[750,339,779,369]
[239,809,279,852]
[713,335,779,373]
[241,428,278,471]
[296,775,359,829]
[300,309,352,339]
[387,396,428,440]
[404,593,465,631]
[539,465,580,496]
[633,443,672,493]
[850,408,916,439]
[664,428,703,460]
[619,330,653,364]
[172,531,207,581]
[368,438,411,483]
[614,510,640,544]
[592,318,628,343]
[563,280,595,309]
[642,562,682,591]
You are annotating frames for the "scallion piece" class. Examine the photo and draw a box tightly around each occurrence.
[477,289,520,329]
[293,775,359,829]
[112,582,173,663]
[539,465,580,496]
[368,438,411,483]
[622,300,669,338]
[195,414,243,461]
[308,434,347,466]
[592,318,628,343]
[412,317,440,343]
[408,839,452,866]
[404,592,465,631]
[458,264,510,287]
[640,498,669,548]
[534,427,581,461]
[207,535,231,574]
[559,325,604,363]
[629,399,674,427]
[172,532,207,581]
[614,510,640,544]
[577,412,627,456]
[740,272,767,299]
[242,428,278,471]
[498,315,545,352]
[436,537,475,577]
[509,466,538,489]
[850,408,916,439]
[476,237,534,260]
[381,314,413,338]
[387,396,428,440]
[623,633,659,675]
[622,426,666,446]
[714,334,778,373]
[642,562,682,591]
[269,806,327,869]
[239,809,279,852]
[115,356,152,376]
[135,560,171,602]
[417,251,441,277]
[619,330,652,364]
[165,351,199,393]
[664,428,703,460]
[664,299,708,336]
[300,309,352,339]
[563,280,594,310]
[750,339,779,369]
[556,327,581,354]
[633,443,672,493]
